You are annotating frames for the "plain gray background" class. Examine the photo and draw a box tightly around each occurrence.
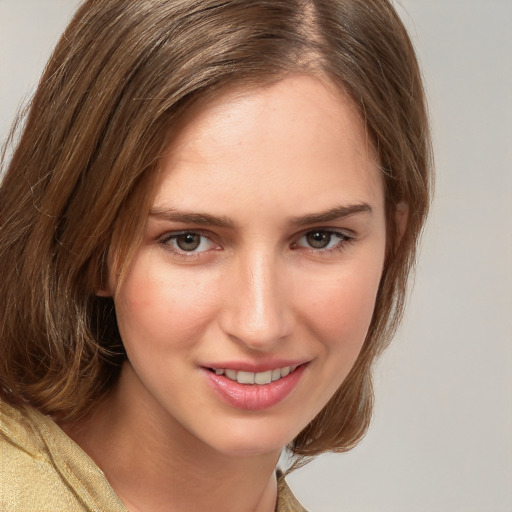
[1,1,511,511]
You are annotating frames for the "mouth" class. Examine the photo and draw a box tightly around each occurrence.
[206,365,300,385]
[203,363,308,410]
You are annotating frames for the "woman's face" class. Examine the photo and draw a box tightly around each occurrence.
[109,75,387,457]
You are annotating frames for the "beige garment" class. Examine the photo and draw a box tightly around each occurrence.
[0,399,307,511]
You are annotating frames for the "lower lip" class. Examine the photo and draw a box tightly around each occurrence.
[202,364,307,411]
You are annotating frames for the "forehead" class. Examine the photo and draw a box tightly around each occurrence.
[153,74,384,219]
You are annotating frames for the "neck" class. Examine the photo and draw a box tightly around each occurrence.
[60,366,281,512]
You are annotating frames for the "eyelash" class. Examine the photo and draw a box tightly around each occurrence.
[158,229,354,258]
[292,229,354,253]
[159,231,218,259]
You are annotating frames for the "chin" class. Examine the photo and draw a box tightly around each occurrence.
[196,418,299,459]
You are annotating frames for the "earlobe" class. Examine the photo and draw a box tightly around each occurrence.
[395,201,409,244]
[95,287,112,298]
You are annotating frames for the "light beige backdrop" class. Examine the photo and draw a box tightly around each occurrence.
[1,1,511,511]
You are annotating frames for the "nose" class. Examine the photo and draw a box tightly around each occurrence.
[218,250,293,351]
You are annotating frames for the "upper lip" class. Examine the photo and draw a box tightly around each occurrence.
[201,359,309,373]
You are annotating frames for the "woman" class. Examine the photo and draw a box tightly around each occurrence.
[0,1,432,511]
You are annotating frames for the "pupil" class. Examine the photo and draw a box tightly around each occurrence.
[177,233,200,251]
[307,231,330,249]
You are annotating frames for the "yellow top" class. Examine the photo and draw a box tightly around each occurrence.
[0,399,307,511]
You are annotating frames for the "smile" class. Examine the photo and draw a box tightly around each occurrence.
[204,363,308,410]
[211,366,298,385]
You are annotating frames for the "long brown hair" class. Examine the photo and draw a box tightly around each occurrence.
[0,0,432,463]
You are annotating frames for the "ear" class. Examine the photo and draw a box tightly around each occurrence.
[95,287,112,298]
[94,252,115,298]
[395,201,409,244]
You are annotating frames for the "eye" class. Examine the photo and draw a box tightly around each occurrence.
[295,230,351,251]
[161,231,215,254]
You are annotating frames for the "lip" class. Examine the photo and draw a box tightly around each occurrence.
[201,359,306,373]
[202,362,308,411]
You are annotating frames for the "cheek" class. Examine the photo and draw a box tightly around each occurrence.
[114,261,221,352]
[297,262,383,351]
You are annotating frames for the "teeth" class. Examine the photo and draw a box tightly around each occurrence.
[213,365,298,385]
[237,371,255,384]
[254,370,272,385]
[225,369,237,380]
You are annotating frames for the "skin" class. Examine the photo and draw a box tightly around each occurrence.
[64,74,388,512]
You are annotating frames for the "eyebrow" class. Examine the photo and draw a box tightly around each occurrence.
[149,203,372,229]
[290,203,373,226]
[149,208,235,228]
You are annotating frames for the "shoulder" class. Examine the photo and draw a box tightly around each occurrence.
[276,472,309,512]
[0,399,127,512]
[0,398,82,511]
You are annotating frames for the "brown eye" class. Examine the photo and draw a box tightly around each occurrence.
[175,233,201,251]
[294,230,351,252]
[162,231,214,254]
[306,231,332,249]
